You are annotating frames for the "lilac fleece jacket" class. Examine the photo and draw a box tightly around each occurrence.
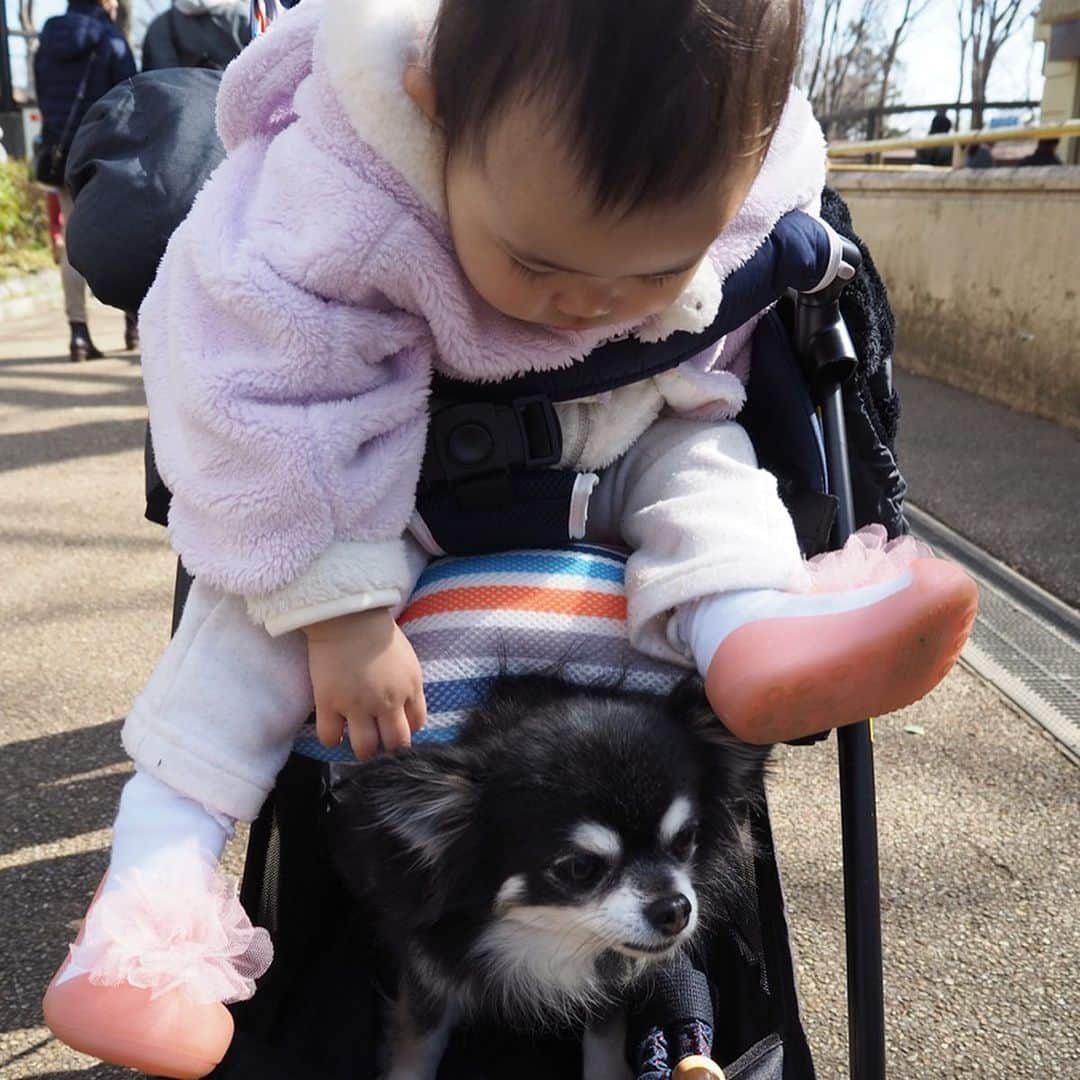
[139,0,827,629]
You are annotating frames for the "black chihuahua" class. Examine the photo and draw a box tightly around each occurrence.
[326,674,770,1080]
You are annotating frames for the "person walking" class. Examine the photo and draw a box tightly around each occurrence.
[34,0,136,362]
[141,0,249,73]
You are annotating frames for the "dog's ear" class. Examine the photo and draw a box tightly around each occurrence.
[666,677,771,797]
[328,747,479,873]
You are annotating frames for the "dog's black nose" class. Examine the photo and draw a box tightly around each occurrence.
[645,894,692,936]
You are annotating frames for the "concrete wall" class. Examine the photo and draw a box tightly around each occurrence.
[830,168,1080,432]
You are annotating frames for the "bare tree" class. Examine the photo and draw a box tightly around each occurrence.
[17,0,34,36]
[871,0,933,138]
[957,0,1036,130]
[804,0,844,105]
[803,0,891,138]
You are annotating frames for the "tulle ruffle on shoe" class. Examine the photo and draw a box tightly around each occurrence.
[69,843,272,1004]
[805,524,934,593]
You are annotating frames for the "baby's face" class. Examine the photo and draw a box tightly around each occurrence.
[443,101,757,331]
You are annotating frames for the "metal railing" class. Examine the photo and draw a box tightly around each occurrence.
[828,119,1080,169]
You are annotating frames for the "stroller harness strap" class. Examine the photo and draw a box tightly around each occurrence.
[417,210,855,554]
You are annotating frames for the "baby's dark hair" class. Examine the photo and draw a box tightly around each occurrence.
[430,0,803,214]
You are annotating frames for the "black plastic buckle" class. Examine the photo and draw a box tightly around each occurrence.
[430,402,496,479]
[426,395,563,512]
[512,395,562,468]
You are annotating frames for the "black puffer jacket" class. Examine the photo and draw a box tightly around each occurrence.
[66,68,226,317]
[33,1,135,145]
[141,0,249,73]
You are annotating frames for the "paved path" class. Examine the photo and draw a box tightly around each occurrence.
[0,300,1076,1078]
[896,368,1080,609]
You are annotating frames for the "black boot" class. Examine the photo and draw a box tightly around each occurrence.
[124,311,140,352]
[69,322,105,363]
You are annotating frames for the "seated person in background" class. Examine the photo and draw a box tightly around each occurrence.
[915,110,953,167]
[1016,138,1063,167]
[965,142,994,169]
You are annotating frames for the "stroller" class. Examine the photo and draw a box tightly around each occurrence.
[66,67,905,1080]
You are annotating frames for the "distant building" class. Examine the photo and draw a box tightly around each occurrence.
[1035,0,1080,162]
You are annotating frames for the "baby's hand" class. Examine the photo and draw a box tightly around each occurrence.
[302,608,427,761]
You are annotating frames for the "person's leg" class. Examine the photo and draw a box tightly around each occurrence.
[58,189,102,362]
[594,417,977,743]
[677,548,977,743]
[124,311,139,351]
[44,578,312,1077]
[588,417,810,663]
[120,577,314,821]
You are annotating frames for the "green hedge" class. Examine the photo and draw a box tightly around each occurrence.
[0,160,52,277]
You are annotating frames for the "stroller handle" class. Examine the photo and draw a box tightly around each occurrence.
[766,210,861,295]
[792,232,864,402]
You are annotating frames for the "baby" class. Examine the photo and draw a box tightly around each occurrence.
[44,0,976,1076]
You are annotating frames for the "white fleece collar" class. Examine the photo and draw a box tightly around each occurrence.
[319,0,446,215]
[317,0,825,341]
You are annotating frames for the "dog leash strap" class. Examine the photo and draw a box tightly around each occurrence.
[631,960,719,1078]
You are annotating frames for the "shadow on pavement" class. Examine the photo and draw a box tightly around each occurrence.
[1,1033,131,1079]
[0,355,140,380]
[0,380,146,413]
[0,418,148,473]
[0,351,138,369]
[0,525,164,553]
[1,720,128,858]
[10,591,171,633]
[17,1070,130,1079]
[0,721,130,1037]
[1,850,113,1034]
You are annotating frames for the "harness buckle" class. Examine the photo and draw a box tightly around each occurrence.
[426,395,563,511]
[511,395,562,468]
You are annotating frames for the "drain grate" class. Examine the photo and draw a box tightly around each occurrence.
[907,504,1080,761]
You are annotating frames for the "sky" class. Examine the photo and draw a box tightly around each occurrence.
[6,0,1047,134]
[895,0,1045,129]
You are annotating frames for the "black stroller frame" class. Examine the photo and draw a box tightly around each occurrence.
[795,276,886,1080]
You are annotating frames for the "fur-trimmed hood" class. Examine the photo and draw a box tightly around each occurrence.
[219,0,827,345]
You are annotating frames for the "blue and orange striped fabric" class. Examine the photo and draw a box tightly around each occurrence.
[293,546,686,762]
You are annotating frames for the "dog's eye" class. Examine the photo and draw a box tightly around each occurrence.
[670,824,699,861]
[549,853,608,889]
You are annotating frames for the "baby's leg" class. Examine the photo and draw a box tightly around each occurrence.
[122,574,314,821]
[593,416,976,742]
[44,578,312,1077]
[588,416,809,661]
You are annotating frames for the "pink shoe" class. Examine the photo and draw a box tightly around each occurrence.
[43,963,234,1079]
[702,532,978,744]
[43,847,271,1078]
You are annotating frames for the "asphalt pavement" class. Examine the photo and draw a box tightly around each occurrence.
[0,298,1076,1078]
[895,368,1080,610]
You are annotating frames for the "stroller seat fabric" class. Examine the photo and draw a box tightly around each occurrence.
[293,546,683,763]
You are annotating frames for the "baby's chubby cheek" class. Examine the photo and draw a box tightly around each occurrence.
[466,265,545,324]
